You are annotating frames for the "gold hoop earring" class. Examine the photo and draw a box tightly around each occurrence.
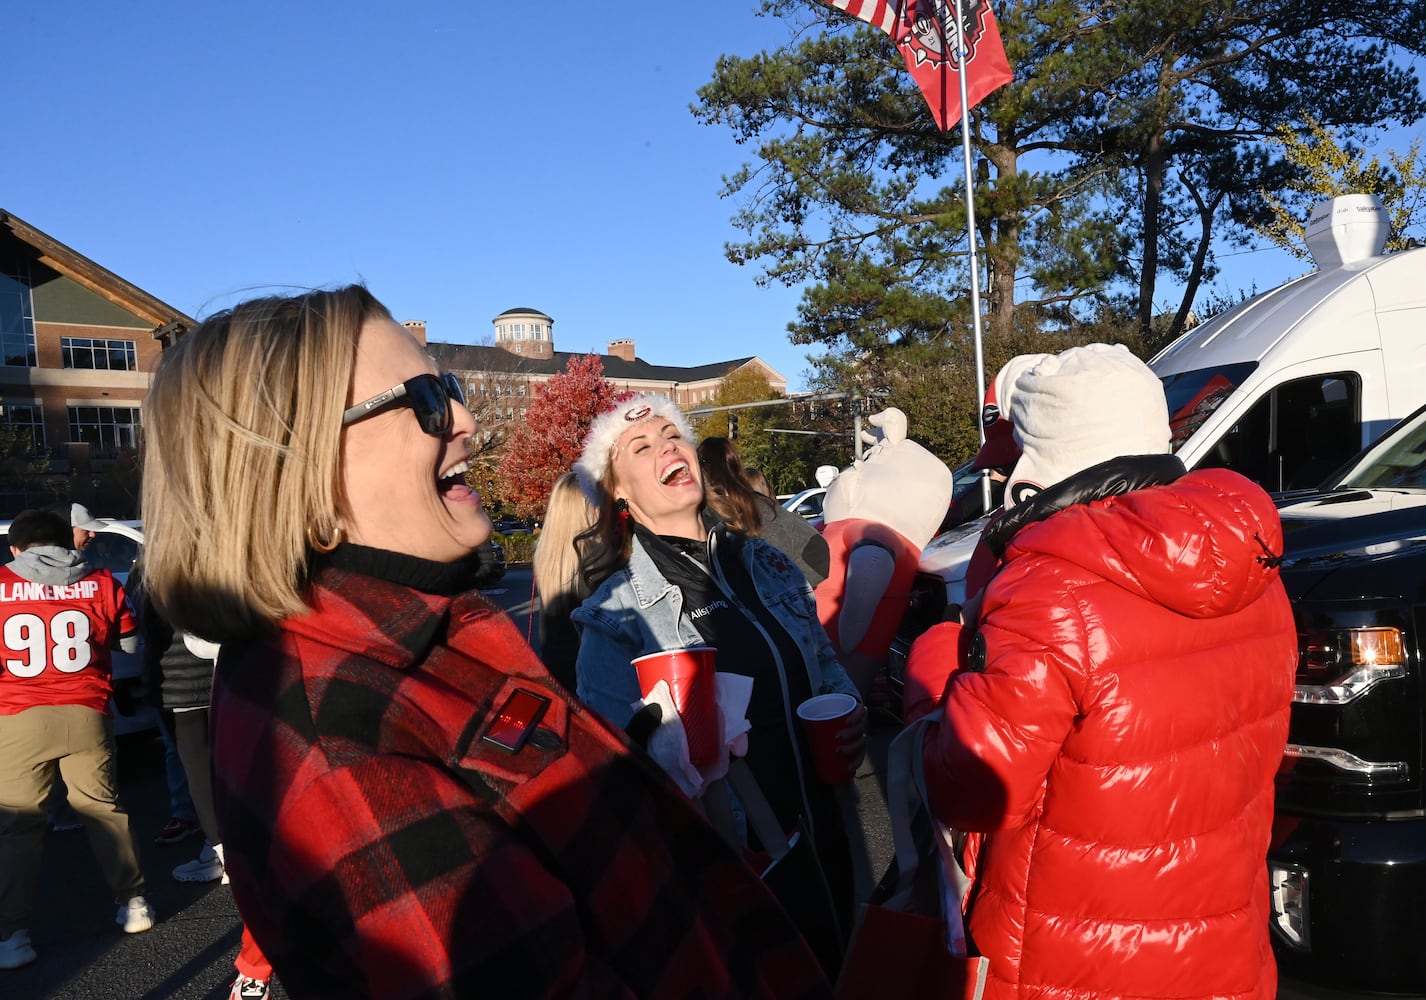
[307,521,343,553]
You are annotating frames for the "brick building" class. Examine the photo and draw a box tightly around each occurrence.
[421,306,788,447]
[0,210,192,517]
[0,215,789,514]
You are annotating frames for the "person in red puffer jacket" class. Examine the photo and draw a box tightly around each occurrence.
[909,344,1298,1000]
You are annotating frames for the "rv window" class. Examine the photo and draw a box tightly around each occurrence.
[1196,373,1361,492]
[1162,362,1257,451]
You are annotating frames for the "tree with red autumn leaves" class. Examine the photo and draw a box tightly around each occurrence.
[495,354,617,518]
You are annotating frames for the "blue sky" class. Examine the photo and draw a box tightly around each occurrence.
[8,2,1403,394]
[10,2,822,385]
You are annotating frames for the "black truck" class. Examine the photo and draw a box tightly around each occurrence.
[1267,403,1426,992]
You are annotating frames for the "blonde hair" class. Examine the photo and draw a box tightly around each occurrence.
[140,285,392,641]
[532,472,598,618]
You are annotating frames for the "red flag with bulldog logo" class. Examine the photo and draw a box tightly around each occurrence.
[826,0,1012,130]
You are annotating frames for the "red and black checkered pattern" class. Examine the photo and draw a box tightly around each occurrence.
[210,565,830,999]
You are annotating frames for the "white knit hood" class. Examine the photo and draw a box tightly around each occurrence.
[1004,344,1171,509]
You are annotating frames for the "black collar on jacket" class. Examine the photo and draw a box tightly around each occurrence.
[983,454,1188,558]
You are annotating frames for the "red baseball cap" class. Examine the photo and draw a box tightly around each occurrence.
[970,384,1020,471]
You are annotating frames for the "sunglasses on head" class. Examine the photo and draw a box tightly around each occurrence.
[342,371,466,437]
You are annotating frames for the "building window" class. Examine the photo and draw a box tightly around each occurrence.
[506,408,515,421]
[0,270,37,368]
[0,402,45,456]
[60,336,138,372]
[67,405,141,459]
[517,385,526,397]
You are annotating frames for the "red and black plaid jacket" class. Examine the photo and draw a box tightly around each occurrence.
[210,557,830,999]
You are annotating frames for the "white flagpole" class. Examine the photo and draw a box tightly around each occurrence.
[945,0,992,510]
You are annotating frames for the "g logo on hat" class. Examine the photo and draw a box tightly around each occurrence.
[623,405,652,422]
[981,402,1002,428]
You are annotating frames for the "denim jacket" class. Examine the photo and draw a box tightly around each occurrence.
[573,531,858,730]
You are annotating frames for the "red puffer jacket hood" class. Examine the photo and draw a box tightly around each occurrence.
[922,465,1297,1000]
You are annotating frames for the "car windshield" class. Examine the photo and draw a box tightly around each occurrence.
[783,488,825,515]
[1160,361,1258,452]
[1331,408,1426,490]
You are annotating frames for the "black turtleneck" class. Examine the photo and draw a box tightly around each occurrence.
[310,543,477,597]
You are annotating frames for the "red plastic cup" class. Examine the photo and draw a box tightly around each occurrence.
[632,646,719,765]
[797,693,858,784]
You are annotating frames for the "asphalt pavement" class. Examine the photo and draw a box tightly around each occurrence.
[11,731,276,1000]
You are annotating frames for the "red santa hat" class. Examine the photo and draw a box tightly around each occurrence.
[574,392,696,504]
[1004,344,1170,509]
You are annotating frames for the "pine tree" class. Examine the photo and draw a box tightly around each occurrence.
[696,0,1426,359]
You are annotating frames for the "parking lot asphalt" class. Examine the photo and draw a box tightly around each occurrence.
[9,731,282,1000]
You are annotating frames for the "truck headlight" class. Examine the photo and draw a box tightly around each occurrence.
[1294,625,1406,704]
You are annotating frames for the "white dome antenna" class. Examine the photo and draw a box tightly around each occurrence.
[1304,194,1390,268]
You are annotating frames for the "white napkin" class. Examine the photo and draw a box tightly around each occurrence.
[634,673,753,798]
[182,634,220,661]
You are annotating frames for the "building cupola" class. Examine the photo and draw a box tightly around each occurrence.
[492,307,553,359]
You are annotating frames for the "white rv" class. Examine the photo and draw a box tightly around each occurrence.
[918,193,1426,609]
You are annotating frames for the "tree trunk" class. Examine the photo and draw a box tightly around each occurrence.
[1139,132,1167,340]
[984,138,1019,342]
[1168,174,1222,353]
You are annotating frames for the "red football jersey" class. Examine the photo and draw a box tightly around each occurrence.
[0,564,138,715]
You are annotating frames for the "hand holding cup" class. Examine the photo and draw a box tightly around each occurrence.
[797,693,867,784]
[632,646,720,766]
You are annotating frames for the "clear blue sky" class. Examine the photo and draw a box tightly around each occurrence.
[10,2,820,386]
[9,2,1405,394]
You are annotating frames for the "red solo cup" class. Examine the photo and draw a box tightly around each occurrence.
[797,693,858,784]
[632,646,719,765]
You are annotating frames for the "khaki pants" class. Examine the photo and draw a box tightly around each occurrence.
[0,703,145,934]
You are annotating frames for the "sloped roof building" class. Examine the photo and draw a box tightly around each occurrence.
[0,209,193,516]
[419,308,786,444]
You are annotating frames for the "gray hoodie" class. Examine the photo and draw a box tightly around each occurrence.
[8,544,140,653]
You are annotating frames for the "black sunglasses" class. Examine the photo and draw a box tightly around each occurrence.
[342,371,466,436]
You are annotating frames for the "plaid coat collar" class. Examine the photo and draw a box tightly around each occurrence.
[290,562,545,680]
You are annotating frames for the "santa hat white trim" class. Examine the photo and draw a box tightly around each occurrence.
[574,392,696,504]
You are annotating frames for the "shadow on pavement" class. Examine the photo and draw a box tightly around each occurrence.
[7,731,286,1000]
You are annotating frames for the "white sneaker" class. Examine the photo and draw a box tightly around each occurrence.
[0,929,37,969]
[214,842,230,885]
[173,842,224,883]
[116,896,155,934]
[229,974,270,998]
